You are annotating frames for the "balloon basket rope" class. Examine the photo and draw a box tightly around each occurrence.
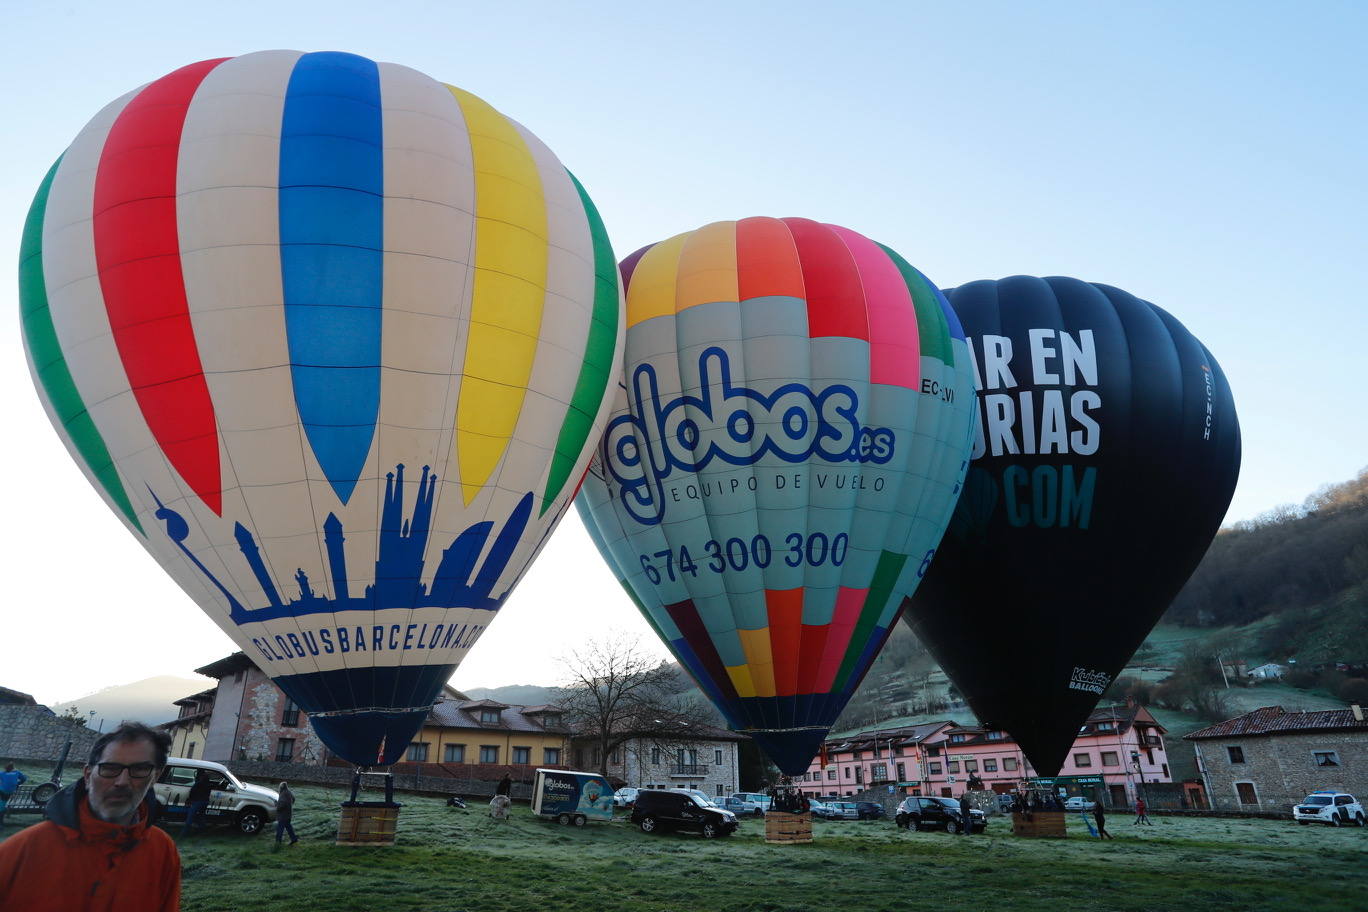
[764,810,813,845]
[1010,810,1067,838]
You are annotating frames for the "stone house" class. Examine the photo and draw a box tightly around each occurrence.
[1185,704,1368,811]
[573,725,745,799]
[0,686,100,765]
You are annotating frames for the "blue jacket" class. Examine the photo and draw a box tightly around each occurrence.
[0,770,26,794]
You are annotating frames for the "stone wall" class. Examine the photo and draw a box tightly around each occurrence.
[1195,730,1368,811]
[0,705,100,764]
[225,759,531,801]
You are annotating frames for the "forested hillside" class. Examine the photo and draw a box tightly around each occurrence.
[1165,466,1368,663]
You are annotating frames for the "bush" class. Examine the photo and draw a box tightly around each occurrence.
[1337,676,1368,705]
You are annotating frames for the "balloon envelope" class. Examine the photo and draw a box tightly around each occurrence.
[576,218,976,773]
[20,51,623,765]
[903,276,1240,776]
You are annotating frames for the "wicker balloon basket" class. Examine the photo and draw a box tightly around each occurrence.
[1011,810,1067,838]
[764,810,813,844]
[337,802,401,846]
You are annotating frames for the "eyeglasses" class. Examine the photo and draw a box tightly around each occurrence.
[94,762,156,779]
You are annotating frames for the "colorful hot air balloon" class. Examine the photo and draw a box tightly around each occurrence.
[20,51,623,766]
[576,218,976,773]
[903,276,1240,776]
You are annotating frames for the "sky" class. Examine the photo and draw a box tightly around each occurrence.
[2,1,1364,707]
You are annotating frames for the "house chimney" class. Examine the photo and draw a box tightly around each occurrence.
[1353,703,1364,723]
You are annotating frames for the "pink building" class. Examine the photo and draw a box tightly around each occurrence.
[795,702,1170,806]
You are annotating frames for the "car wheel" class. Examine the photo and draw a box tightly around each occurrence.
[639,815,658,834]
[29,783,58,806]
[237,808,266,835]
[572,815,587,827]
[1330,815,1342,827]
[701,822,719,839]
[1298,821,1309,826]
[945,820,961,835]
[1355,814,1365,827]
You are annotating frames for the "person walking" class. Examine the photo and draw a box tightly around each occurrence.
[1133,796,1151,825]
[275,782,298,845]
[1094,803,1113,839]
[958,793,973,835]
[0,763,27,827]
[180,769,213,838]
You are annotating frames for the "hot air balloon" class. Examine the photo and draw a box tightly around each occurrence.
[576,218,976,773]
[903,276,1240,776]
[19,51,623,766]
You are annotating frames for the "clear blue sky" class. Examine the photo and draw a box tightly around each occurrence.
[3,0,1364,703]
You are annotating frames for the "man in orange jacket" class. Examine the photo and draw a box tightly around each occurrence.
[0,721,181,911]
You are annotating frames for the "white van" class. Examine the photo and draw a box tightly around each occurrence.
[153,758,279,835]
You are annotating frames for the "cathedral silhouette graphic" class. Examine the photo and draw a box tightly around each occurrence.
[150,464,533,626]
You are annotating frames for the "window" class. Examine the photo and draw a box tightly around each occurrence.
[896,762,906,780]
[1161,763,1169,778]
[950,734,966,743]
[543,747,560,765]
[574,749,584,768]
[871,763,887,781]
[843,767,851,778]
[929,762,943,774]
[926,746,940,757]
[1235,782,1258,805]
[406,742,429,762]
[480,745,499,764]
[276,738,295,763]
[986,731,1004,741]
[1097,722,1115,733]
[964,760,979,773]
[1313,751,1340,767]
[445,744,465,763]
[853,750,862,760]
[983,759,997,772]
[715,749,723,765]
[542,714,562,728]
[1101,751,1120,767]
[281,699,300,728]
[716,783,726,796]
[652,747,662,765]
[609,749,620,764]
[512,746,530,765]
[947,761,960,773]
[1003,758,1018,771]
[1073,753,1092,767]
[1226,746,1245,764]
[855,767,863,783]
[479,709,501,724]
[827,769,836,780]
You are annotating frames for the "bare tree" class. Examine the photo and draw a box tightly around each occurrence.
[556,635,718,779]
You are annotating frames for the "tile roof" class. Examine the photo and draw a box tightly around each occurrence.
[426,699,568,734]
[1184,705,1368,740]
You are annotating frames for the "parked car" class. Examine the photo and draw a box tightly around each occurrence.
[823,801,860,820]
[152,758,278,835]
[854,801,886,820]
[671,787,723,809]
[1063,796,1096,811]
[717,796,764,817]
[1293,791,1365,827]
[894,796,987,834]
[997,793,1017,812]
[808,799,837,819]
[630,789,738,838]
[731,791,772,812]
[612,787,640,808]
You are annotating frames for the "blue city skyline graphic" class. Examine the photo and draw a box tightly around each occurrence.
[150,464,532,627]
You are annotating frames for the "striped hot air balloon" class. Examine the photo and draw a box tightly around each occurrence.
[20,51,623,766]
[575,218,976,773]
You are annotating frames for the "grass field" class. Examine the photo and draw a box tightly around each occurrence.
[6,784,1362,912]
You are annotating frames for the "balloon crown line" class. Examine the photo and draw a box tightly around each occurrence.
[148,464,532,626]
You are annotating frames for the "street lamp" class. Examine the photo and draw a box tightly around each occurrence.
[1131,750,1148,806]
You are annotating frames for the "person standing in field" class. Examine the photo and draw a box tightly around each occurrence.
[0,763,27,827]
[0,722,180,911]
[180,768,213,838]
[1094,802,1113,839]
[1134,796,1152,825]
[275,782,298,845]
[958,793,973,835]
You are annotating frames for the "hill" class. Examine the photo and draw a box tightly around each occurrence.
[461,684,561,706]
[51,675,213,728]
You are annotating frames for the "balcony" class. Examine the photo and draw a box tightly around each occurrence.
[668,764,710,777]
[1143,735,1162,746]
